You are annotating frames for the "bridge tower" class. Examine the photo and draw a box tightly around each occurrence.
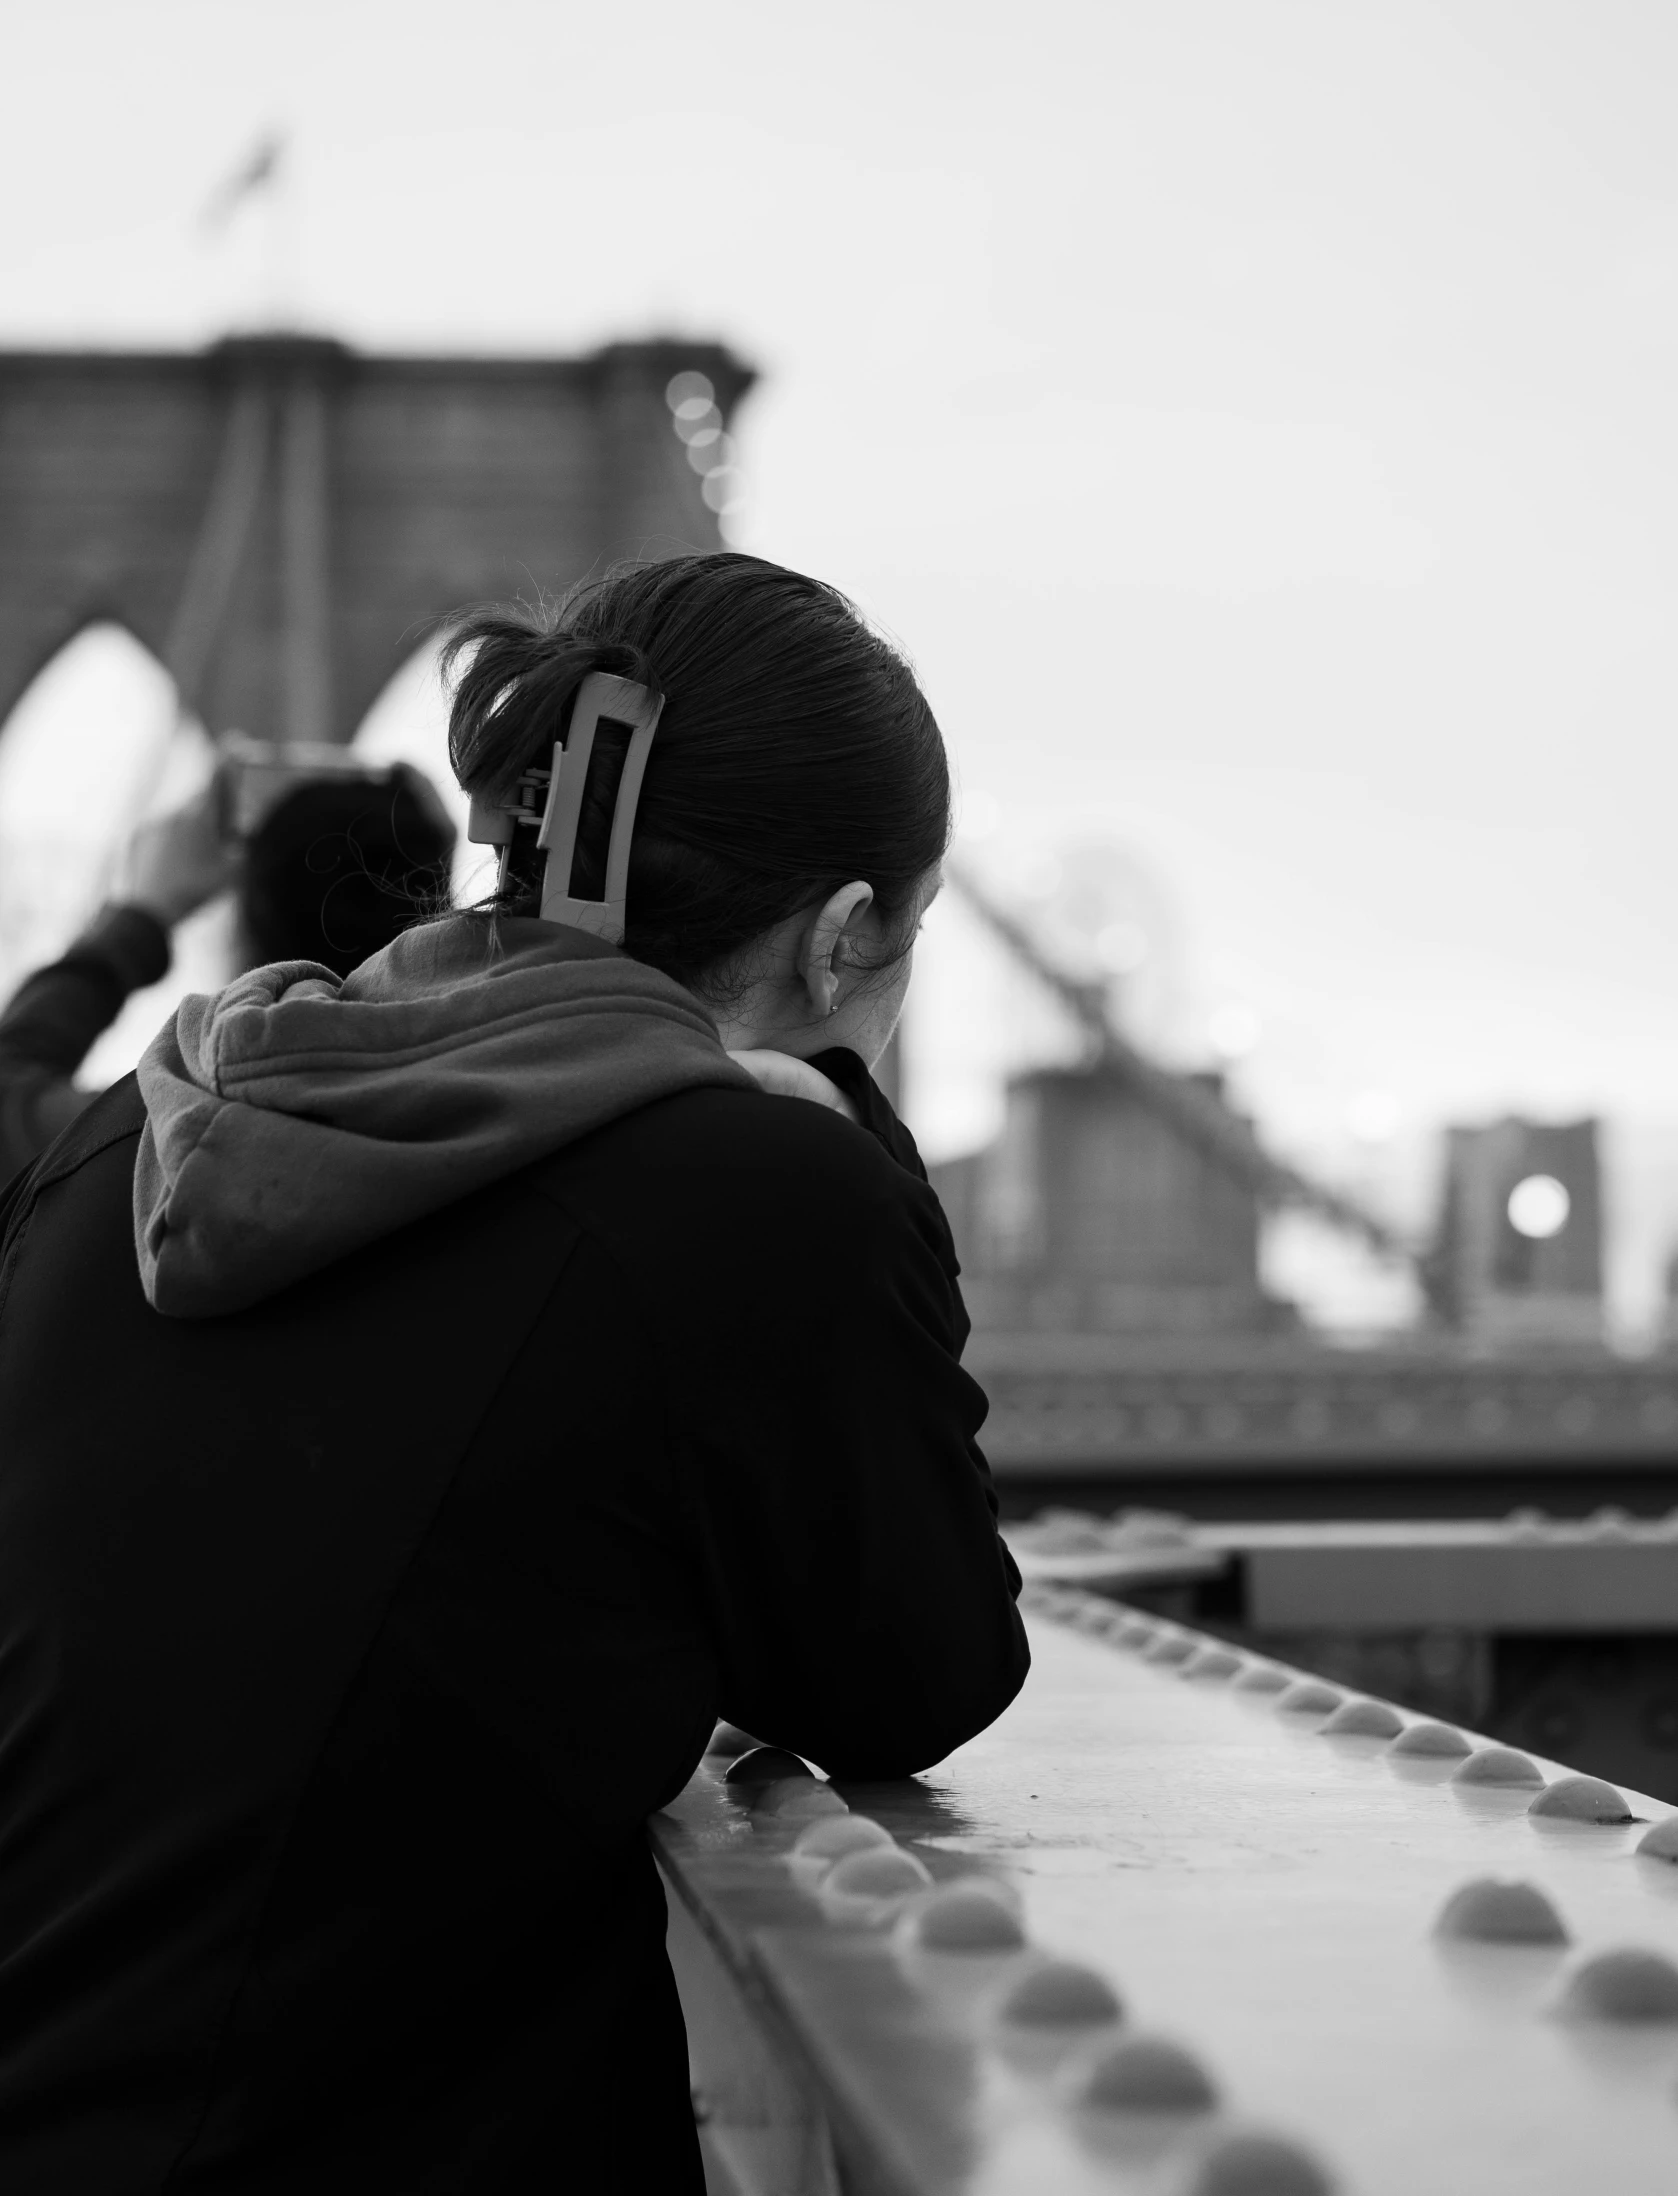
[1429,1116,1604,1347]
[0,333,754,754]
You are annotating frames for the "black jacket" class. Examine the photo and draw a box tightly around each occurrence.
[0,1049,1026,2192]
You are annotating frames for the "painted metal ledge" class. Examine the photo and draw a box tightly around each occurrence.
[655,1589,1678,2194]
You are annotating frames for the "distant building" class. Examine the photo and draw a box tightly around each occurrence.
[1425,1117,1604,1349]
[930,1064,1296,1337]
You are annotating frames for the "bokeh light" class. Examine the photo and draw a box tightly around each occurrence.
[1507,1174,1571,1240]
[663,371,713,413]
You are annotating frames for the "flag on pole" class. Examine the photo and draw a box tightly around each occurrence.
[201,133,285,232]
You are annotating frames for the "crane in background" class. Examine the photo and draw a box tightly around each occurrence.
[945,856,1416,1269]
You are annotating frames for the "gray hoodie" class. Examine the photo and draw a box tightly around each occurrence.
[133,915,754,1319]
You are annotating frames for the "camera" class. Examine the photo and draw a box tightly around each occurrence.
[217,734,403,840]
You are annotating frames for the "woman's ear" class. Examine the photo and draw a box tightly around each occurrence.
[798,881,874,1018]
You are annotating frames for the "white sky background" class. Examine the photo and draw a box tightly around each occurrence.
[3,0,1678,1333]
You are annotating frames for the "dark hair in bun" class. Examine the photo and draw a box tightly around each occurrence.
[442,552,949,990]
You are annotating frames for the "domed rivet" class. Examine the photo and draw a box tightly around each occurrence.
[1635,1815,1678,1862]
[1184,2130,1337,2195]
[998,1958,1124,2030]
[1559,1947,1678,2022]
[1452,1746,1545,1788]
[1143,1633,1196,1666]
[1583,1505,1638,1541]
[910,1881,1029,1953]
[1182,1646,1244,1681]
[787,1814,892,1890]
[1528,1775,1634,1824]
[817,1845,932,1927]
[1388,1721,1472,1758]
[1233,1663,1291,1694]
[1319,1698,1404,1738]
[791,1814,890,1860]
[1073,2034,1218,2113]
[823,1848,929,1895]
[1071,1603,1123,1637]
[725,1745,812,1785]
[1117,1619,1160,1649]
[1276,1680,1343,1716]
[1434,1877,1569,1944]
[758,1778,849,1818]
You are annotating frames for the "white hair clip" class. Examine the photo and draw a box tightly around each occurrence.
[467,671,665,945]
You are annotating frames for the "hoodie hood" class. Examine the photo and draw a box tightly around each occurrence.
[133,915,755,1319]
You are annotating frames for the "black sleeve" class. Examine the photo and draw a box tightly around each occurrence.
[809,1042,974,1362]
[0,905,170,1190]
[678,1126,1027,1782]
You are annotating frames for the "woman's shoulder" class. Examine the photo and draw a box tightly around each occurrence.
[580,1077,920,1210]
[537,1080,950,1286]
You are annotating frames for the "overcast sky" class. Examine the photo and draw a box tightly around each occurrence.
[4,0,1678,1326]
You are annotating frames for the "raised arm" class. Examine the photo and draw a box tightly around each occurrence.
[0,905,169,1187]
[0,784,234,1189]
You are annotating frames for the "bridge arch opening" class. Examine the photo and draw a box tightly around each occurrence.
[352,642,488,908]
[0,622,232,1087]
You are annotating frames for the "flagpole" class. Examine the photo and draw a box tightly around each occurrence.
[264,151,299,330]
[201,132,288,331]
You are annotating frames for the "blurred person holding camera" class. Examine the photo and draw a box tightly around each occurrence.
[0,553,1026,2193]
[0,755,457,1188]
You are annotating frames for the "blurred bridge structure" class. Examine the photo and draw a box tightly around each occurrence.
[932,863,1678,1523]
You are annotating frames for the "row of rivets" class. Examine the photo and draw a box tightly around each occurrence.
[1024,1586,1678,2064]
[1019,1500,1678,1562]
[717,1725,1337,2191]
[1435,1879,1678,2021]
[1002,1391,1678,1447]
[1030,1589,1675,1821]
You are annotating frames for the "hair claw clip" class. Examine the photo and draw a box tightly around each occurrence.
[467,671,664,945]
[466,767,549,848]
